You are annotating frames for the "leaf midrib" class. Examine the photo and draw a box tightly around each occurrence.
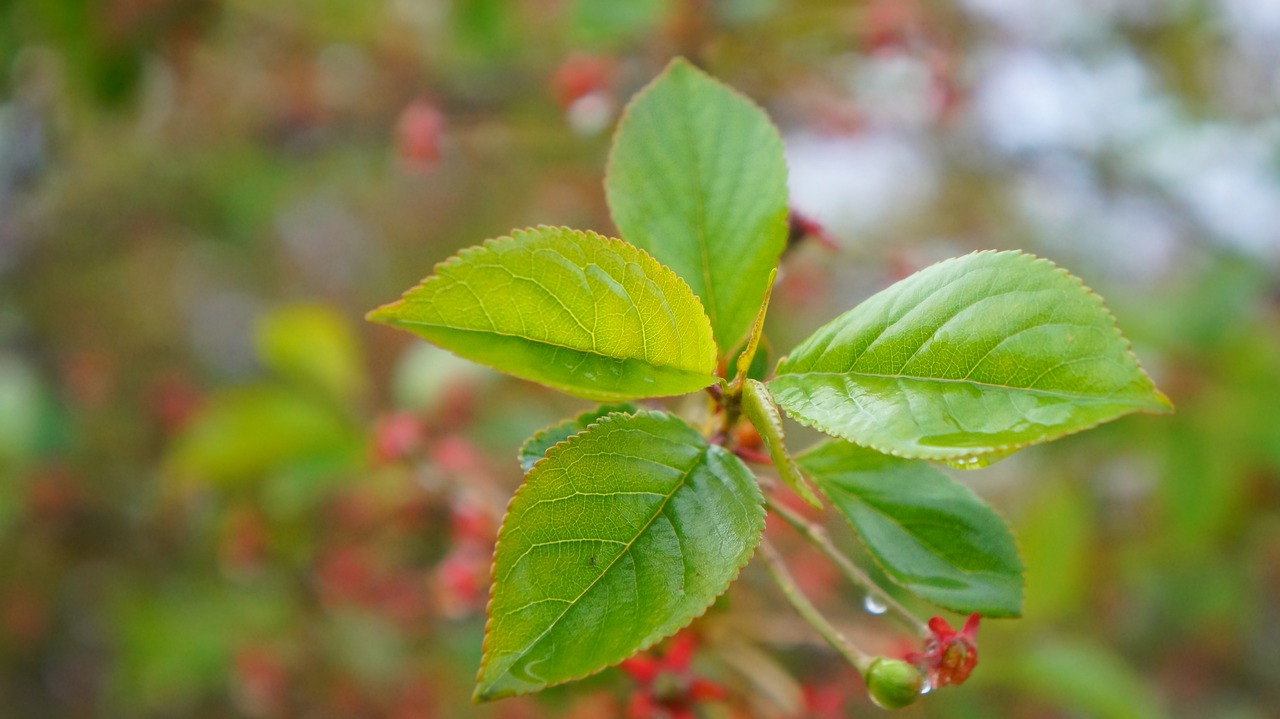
[775,369,1148,406]
[827,484,1012,578]
[487,444,707,690]
[386,318,711,376]
[672,73,720,339]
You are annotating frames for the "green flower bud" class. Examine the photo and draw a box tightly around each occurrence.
[865,658,924,710]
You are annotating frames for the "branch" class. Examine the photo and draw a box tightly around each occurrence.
[764,495,929,637]
[759,539,872,673]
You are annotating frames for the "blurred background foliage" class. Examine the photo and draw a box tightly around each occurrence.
[2,0,1279,717]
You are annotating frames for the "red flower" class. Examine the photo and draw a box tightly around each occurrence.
[905,613,980,688]
[620,633,727,719]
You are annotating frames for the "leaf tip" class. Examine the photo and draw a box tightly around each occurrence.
[472,662,530,703]
[1150,388,1175,414]
[797,486,824,510]
[662,55,697,75]
[470,679,506,704]
[363,301,401,326]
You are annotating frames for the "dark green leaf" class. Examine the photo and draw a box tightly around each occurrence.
[518,403,637,473]
[798,440,1023,616]
[476,411,765,700]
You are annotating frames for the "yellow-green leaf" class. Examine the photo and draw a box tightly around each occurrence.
[255,303,365,402]
[740,379,821,508]
[368,226,719,402]
[166,386,355,486]
[799,440,1023,616]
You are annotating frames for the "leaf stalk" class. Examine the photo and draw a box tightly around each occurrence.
[764,495,929,637]
[759,539,873,674]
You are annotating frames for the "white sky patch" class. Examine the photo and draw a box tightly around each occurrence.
[785,131,938,243]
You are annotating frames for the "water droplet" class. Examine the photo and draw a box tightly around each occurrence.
[863,594,888,615]
[918,678,933,695]
[942,448,1016,470]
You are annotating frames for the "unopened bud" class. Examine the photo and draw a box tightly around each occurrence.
[865,657,924,710]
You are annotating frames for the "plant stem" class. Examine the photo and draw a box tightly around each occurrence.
[763,495,930,637]
[759,539,873,674]
[718,387,743,446]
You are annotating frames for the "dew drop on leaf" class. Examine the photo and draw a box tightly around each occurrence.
[863,595,888,615]
[942,447,1016,470]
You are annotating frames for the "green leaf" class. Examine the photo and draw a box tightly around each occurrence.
[1018,479,1092,621]
[798,440,1023,617]
[476,411,765,700]
[606,58,789,353]
[255,303,365,402]
[568,0,669,46]
[518,403,637,473]
[0,353,44,465]
[166,386,356,486]
[368,226,719,402]
[983,640,1167,719]
[730,334,772,384]
[770,251,1172,464]
[732,267,776,384]
[740,379,821,508]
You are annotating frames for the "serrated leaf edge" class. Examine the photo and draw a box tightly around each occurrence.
[604,58,790,354]
[773,249,1173,462]
[516,404,639,473]
[368,225,721,400]
[741,379,822,509]
[799,442,1026,617]
[474,409,765,701]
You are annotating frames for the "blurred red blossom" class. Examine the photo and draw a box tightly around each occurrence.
[219,506,268,575]
[619,632,726,719]
[372,411,424,465]
[232,644,290,717]
[787,210,840,251]
[435,545,490,619]
[316,547,376,605]
[146,372,204,435]
[799,681,853,719]
[396,99,445,169]
[450,498,495,545]
[433,434,481,474]
[550,54,614,109]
